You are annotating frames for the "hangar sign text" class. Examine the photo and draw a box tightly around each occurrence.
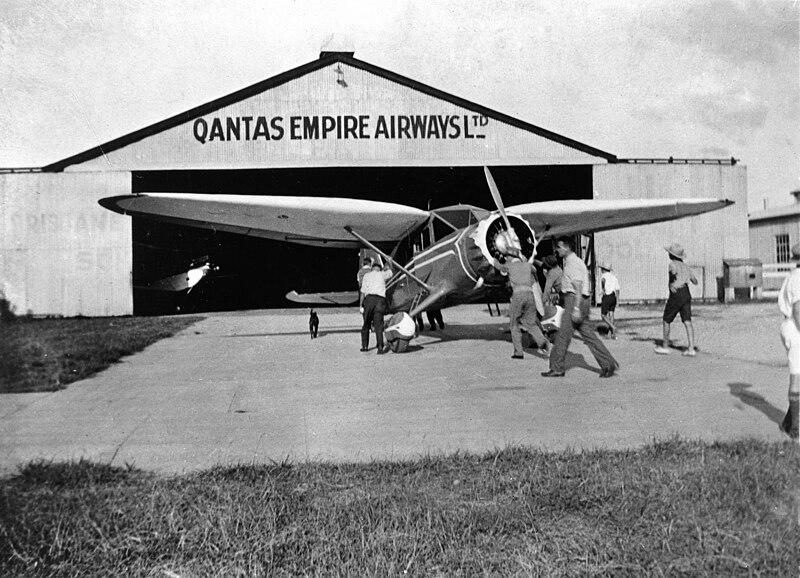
[192,114,489,144]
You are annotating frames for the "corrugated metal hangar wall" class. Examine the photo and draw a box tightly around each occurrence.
[0,172,131,316]
[593,164,748,302]
[0,52,747,317]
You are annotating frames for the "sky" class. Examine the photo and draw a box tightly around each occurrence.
[0,0,797,212]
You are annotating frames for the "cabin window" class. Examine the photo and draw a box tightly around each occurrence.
[776,234,791,263]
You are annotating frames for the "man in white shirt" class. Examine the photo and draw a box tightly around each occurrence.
[778,243,800,442]
[599,263,620,339]
[360,261,393,354]
[356,258,373,309]
[542,237,618,378]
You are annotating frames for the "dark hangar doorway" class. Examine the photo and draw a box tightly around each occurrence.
[130,165,592,315]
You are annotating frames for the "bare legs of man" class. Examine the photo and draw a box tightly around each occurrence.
[780,374,800,443]
[655,320,695,356]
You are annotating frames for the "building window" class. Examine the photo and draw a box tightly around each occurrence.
[776,234,791,263]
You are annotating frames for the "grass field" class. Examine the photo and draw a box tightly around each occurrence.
[0,316,202,393]
[1,439,798,577]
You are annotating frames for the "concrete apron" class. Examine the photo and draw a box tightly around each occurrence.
[0,302,791,476]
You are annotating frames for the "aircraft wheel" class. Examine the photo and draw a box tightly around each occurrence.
[389,338,409,353]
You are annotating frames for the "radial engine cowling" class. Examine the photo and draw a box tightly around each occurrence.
[467,213,537,279]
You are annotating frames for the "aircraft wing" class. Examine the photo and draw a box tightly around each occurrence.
[140,272,193,293]
[99,194,430,248]
[506,198,733,239]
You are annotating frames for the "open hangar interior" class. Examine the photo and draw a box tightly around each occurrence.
[0,51,747,318]
[130,165,591,314]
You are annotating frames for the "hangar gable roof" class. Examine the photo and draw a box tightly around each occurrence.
[44,52,617,172]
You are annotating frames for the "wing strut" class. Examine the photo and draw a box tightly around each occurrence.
[408,284,452,318]
[343,226,434,292]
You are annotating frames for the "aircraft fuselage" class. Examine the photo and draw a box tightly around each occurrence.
[385,212,536,314]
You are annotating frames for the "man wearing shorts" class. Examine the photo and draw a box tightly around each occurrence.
[778,243,800,442]
[655,243,698,356]
[599,263,620,339]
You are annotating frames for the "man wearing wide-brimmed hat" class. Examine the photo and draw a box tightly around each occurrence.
[777,243,800,442]
[654,243,698,356]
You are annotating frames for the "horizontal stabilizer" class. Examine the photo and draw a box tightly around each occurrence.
[507,198,733,238]
[100,194,430,248]
[285,290,359,305]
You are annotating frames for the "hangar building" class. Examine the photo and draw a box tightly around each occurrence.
[0,51,748,317]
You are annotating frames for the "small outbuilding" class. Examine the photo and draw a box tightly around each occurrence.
[748,190,800,292]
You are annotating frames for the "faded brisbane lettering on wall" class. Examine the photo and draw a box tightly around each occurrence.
[10,211,124,236]
[192,114,490,144]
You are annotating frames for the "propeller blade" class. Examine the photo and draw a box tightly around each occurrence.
[484,166,521,254]
[483,166,512,231]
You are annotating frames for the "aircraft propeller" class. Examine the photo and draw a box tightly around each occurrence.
[483,166,522,256]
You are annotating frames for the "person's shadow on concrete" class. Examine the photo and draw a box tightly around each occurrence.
[562,351,598,373]
[727,382,784,425]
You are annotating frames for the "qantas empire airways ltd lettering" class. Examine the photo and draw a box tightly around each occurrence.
[192,114,489,144]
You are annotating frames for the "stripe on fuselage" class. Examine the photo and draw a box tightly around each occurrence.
[388,250,455,290]
[390,228,478,289]
[407,250,455,272]
[453,228,478,282]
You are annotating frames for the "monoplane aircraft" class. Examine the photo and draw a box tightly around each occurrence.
[132,255,221,313]
[100,167,732,351]
[136,256,219,294]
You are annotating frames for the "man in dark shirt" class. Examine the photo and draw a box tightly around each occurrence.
[500,251,549,359]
